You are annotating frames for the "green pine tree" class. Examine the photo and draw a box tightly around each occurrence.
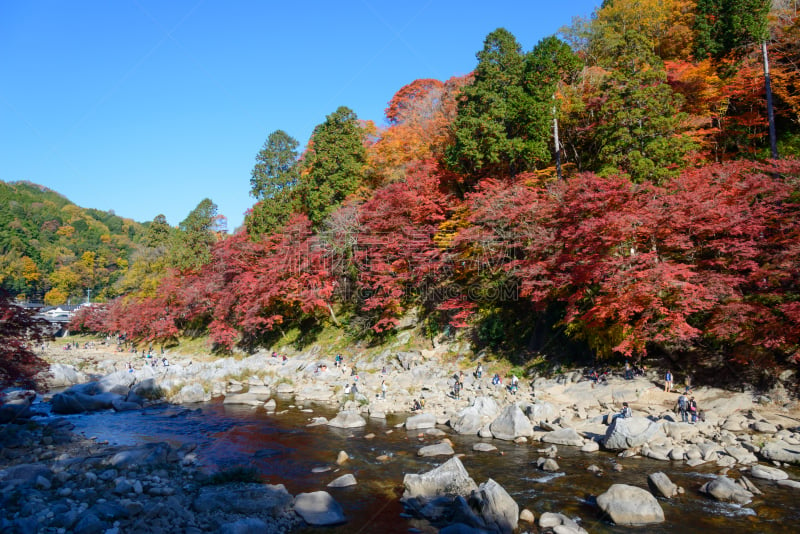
[246,130,300,236]
[298,107,366,226]
[169,198,220,272]
[693,0,771,60]
[445,28,538,183]
[593,31,695,182]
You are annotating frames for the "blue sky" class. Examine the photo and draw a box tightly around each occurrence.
[1,1,599,231]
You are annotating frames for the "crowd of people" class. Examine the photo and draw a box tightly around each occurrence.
[63,341,705,423]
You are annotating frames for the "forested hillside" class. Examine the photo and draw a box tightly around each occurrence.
[0,180,145,304]
[65,1,800,377]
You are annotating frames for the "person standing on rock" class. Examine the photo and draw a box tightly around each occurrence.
[689,396,698,423]
[453,378,461,400]
[381,380,387,399]
[476,363,483,379]
[676,394,689,422]
[664,370,673,392]
[684,374,693,395]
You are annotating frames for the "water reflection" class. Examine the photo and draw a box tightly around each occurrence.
[67,399,800,534]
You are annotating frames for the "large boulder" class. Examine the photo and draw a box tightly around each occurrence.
[396,351,422,370]
[403,456,478,500]
[108,442,170,469]
[752,420,779,433]
[327,410,367,429]
[468,479,518,534]
[406,413,437,430]
[222,384,274,405]
[525,401,559,425]
[602,416,662,450]
[472,397,499,418]
[39,363,86,389]
[699,476,754,504]
[418,442,455,457]
[0,463,52,489]
[293,491,346,526]
[538,512,587,534]
[327,474,357,488]
[295,385,335,402]
[50,390,121,414]
[724,445,758,465]
[647,472,678,498]
[97,370,137,395]
[702,393,754,418]
[760,440,800,465]
[111,398,142,412]
[489,404,534,441]
[596,484,665,525]
[749,464,789,481]
[450,398,497,435]
[0,391,36,423]
[130,378,161,399]
[222,392,266,406]
[172,383,208,404]
[450,406,484,435]
[541,428,584,447]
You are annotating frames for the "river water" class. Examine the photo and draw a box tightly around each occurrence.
[62,398,800,533]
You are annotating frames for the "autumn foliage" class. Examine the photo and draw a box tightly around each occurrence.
[1,290,49,389]
[59,3,800,378]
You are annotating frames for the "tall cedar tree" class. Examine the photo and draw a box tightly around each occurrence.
[247,130,300,236]
[144,214,171,248]
[299,107,367,226]
[0,290,49,389]
[169,198,221,272]
[445,28,548,184]
[524,36,582,173]
[593,30,695,182]
[693,0,771,60]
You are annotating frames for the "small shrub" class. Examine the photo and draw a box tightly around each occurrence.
[138,385,165,401]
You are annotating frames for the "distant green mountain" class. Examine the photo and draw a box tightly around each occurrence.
[0,180,148,303]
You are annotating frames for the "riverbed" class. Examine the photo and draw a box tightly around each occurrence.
[59,397,800,533]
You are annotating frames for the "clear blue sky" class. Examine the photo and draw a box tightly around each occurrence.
[1,1,599,231]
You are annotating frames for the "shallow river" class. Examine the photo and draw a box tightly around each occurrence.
[63,398,800,533]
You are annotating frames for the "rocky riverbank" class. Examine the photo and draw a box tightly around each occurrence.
[3,343,800,532]
[0,413,307,534]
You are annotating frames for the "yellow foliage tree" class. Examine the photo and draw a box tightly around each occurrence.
[44,287,69,305]
[56,225,75,238]
[48,265,80,297]
[21,256,40,284]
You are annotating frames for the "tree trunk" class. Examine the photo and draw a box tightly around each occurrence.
[553,98,563,181]
[326,302,340,326]
[762,40,779,159]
